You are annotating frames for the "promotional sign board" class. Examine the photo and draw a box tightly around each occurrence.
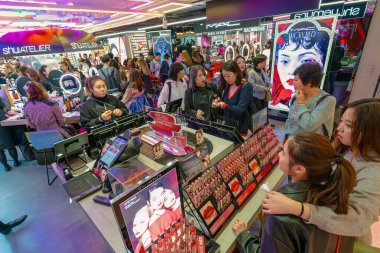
[148,112,182,138]
[0,29,102,57]
[269,16,337,111]
[290,1,368,20]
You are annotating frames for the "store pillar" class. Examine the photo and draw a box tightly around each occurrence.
[350,4,380,101]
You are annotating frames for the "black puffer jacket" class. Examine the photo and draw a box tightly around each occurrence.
[236,181,355,253]
[184,84,217,121]
[80,94,128,128]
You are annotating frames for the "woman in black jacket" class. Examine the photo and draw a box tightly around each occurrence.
[232,132,356,253]
[80,76,128,128]
[0,98,21,171]
[184,65,217,121]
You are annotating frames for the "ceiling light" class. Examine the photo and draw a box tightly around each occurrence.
[0,20,11,24]
[131,1,153,10]
[86,14,139,29]
[25,0,57,4]
[95,31,145,38]
[148,3,191,12]
[0,5,140,14]
[344,0,368,4]
[320,1,345,6]
[138,16,206,31]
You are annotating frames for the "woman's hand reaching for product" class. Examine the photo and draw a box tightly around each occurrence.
[232,218,247,236]
[101,110,113,121]
[262,191,300,216]
[212,97,222,108]
[113,109,123,117]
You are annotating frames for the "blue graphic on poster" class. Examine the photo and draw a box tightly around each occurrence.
[152,36,172,63]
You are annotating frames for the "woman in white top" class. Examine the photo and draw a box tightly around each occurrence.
[79,58,90,78]
[157,62,187,109]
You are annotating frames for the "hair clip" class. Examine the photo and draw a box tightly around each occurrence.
[335,154,343,164]
[330,162,338,176]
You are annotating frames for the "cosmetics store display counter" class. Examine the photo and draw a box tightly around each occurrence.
[52,112,285,253]
[72,126,235,253]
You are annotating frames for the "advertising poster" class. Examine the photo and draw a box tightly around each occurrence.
[152,35,172,62]
[270,16,337,111]
[119,168,182,252]
[108,36,127,65]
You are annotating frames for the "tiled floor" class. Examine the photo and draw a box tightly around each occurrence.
[0,152,114,253]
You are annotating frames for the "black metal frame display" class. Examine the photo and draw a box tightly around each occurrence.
[175,113,244,145]
[87,112,147,149]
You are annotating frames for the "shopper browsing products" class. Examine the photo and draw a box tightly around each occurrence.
[285,62,336,140]
[23,81,74,138]
[184,65,217,121]
[233,131,357,253]
[248,54,272,110]
[212,61,253,135]
[80,76,128,128]
[157,62,187,110]
[260,98,380,246]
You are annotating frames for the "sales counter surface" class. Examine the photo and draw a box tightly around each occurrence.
[0,111,80,126]
[54,126,286,253]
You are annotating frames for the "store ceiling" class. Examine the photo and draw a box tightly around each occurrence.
[0,0,206,35]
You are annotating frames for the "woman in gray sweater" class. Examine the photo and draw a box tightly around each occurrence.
[262,98,380,245]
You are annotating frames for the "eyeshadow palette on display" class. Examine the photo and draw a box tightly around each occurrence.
[184,166,236,237]
[175,113,244,145]
[216,148,257,206]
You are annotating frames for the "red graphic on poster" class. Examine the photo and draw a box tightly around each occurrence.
[270,16,337,111]
[148,112,182,138]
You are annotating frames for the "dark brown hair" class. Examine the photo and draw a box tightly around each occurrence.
[168,62,184,81]
[332,98,380,162]
[128,69,145,92]
[293,62,323,88]
[189,65,206,89]
[234,55,247,79]
[252,54,267,67]
[85,76,106,94]
[25,81,49,101]
[219,60,243,94]
[25,68,41,82]
[287,131,356,214]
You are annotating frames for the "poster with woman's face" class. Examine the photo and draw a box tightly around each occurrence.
[119,168,182,252]
[270,16,337,111]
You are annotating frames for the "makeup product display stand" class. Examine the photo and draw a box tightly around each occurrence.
[181,124,282,239]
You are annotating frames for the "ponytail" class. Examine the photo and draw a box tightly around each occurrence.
[307,156,356,214]
[287,132,356,215]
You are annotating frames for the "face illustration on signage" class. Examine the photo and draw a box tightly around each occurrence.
[276,22,329,92]
[278,42,324,91]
